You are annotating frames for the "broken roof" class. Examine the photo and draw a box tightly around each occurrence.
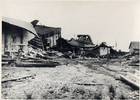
[129,41,140,49]
[2,17,38,36]
[92,42,112,50]
[68,38,95,48]
[99,42,111,48]
[68,38,83,47]
[35,25,61,37]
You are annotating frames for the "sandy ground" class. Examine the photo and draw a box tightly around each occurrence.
[2,58,139,99]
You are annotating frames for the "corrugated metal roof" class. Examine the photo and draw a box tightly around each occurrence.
[129,41,140,49]
[2,17,38,36]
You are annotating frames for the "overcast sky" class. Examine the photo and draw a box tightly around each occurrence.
[2,0,140,51]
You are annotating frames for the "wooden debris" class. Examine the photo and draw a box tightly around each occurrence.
[2,75,35,84]
[120,71,140,89]
[74,83,103,86]
[15,57,60,67]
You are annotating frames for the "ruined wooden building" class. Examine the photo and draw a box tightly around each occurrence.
[129,41,140,55]
[90,42,118,58]
[2,17,38,58]
[29,21,61,51]
[55,35,95,56]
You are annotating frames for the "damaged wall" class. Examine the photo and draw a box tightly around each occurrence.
[100,47,110,56]
[2,22,35,57]
[34,25,61,50]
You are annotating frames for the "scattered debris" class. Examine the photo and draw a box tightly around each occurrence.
[16,60,59,67]
[2,74,36,84]
[120,70,140,89]
[74,83,103,86]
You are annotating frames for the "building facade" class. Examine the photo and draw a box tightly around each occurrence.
[2,17,38,58]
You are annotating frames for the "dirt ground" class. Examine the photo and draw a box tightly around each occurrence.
[2,58,139,99]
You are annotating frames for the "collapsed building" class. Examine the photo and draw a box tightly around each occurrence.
[2,18,60,67]
[67,37,95,55]
[2,17,121,60]
[56,37,118,58]
[2,17,38,59]
[55,35,95,57]
[90,42,118,58]
[129,41,140,55]
[29,21,61,51]
[76,35,93,45]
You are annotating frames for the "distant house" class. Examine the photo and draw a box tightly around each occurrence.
[55,35,95,56]
[92,42,111,57]
[91,42,118,58]
[99,42,111,56]
[129,41,140,54]
[55,37,93,54]
[2,17,38,58]
[29,24,61,51]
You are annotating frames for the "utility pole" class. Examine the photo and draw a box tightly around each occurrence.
[115,41,117,50]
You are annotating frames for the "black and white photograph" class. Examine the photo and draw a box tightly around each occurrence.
[1,0,140,99]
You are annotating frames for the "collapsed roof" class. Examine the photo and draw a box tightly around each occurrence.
[2,17,38,36]
[35,25,61,37]
[68,38,95,48]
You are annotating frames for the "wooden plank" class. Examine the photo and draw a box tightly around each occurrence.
[2,75,35,83]
[120,75,140,89]
[74,83,103,86]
